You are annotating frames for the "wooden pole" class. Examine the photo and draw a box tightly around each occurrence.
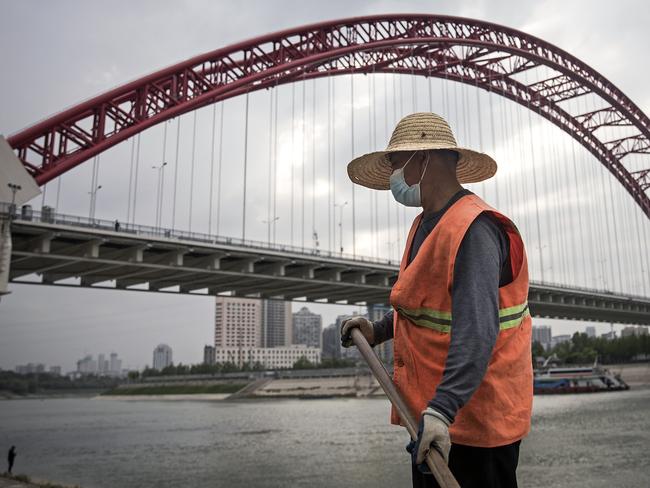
[350,328,460,488]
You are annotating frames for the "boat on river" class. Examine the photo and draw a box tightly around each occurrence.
[533,360,629,394]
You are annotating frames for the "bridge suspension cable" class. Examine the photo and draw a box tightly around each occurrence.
[171,117,181,229]
[13,14,650,298]
[208,103,217,235]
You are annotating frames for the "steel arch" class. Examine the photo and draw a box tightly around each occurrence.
[7,14,650,217]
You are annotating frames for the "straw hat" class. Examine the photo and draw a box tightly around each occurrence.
[347,112,497,190]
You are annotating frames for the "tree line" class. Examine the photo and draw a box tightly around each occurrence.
[130,356,356,380]
[0,370,119,396]
[532,331,650,365]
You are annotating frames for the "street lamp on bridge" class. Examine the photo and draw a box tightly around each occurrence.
[7,183,21,220]
[334,200,348,255]
[88,185,102,221]
[152,162,168,229]
[261,216,280,244]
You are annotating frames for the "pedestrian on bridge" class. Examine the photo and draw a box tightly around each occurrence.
[340,112,533,488]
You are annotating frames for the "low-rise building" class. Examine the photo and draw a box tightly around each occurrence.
[15,363,46,375]
[214,345,320,369]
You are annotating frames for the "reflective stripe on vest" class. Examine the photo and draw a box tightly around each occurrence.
[396,300,530,334]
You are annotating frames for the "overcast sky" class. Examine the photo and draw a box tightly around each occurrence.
[1,0,648,373]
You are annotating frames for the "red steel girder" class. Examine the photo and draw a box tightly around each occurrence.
[631,169,650,191]
[6,14,650,219]
[575,107,632,133]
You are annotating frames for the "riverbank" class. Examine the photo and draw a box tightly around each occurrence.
[5,362,648,402]
[96,393,231,401]
[0,390,105,400]
[101,383,246,396]
[0,473,79,488]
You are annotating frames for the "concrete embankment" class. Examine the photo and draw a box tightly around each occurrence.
[99,368,384,400]
[605,362,650,387]
[249,374,383,398]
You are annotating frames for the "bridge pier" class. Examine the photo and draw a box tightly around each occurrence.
[0,215,11,297]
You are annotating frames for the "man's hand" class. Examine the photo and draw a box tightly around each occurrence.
[340,316,374,347]
[406,407,452,472]
[416,407,451,464]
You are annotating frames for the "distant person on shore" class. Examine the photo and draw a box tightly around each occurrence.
[7,446,16,474]
[114,219,121,232]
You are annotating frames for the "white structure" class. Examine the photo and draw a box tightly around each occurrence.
[153,344,173,371]
[292,306,322,348]
[215,296,262,348]
[76,355,97,374]
[214,345,321,369]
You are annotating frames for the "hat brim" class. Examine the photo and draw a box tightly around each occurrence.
[347,146,498,190]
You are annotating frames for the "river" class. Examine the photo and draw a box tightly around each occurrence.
[1,387,649,487]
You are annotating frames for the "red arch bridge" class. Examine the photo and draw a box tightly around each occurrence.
[1,14,649,324]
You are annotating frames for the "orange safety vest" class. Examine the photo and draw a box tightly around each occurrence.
[389,193,533,448]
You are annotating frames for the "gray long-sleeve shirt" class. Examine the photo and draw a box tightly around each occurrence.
[372,188,512,423]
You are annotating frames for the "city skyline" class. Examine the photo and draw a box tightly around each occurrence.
[2,292,636,373]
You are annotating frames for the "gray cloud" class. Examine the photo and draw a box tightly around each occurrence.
[1,0,648,372]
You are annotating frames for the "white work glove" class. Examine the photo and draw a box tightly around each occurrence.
[415,407,452,465]
[340,316,374,347]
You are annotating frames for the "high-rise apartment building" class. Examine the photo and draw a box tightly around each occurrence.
[153,344,173,371]
[109,352,121,374]
[204,345,216,365]
[262,299,292,347]
[367,304,394,364]
[532,325,553,350]
[321,323,341,359]
[292,306,322,348]
[214,296,262,348]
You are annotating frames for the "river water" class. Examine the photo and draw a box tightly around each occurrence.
[1,388,648,488]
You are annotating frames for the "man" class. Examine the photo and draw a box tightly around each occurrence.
[340,113,533,488]
[7,445,16,474]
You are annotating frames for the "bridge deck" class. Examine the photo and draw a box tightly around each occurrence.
[5,212,650,325]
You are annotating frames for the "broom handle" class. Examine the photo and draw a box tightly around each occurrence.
[351,328,460,488]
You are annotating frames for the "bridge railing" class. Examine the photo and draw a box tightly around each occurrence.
[0,202,396,266]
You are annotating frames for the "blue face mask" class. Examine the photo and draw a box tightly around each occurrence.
[389,151,430,207]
